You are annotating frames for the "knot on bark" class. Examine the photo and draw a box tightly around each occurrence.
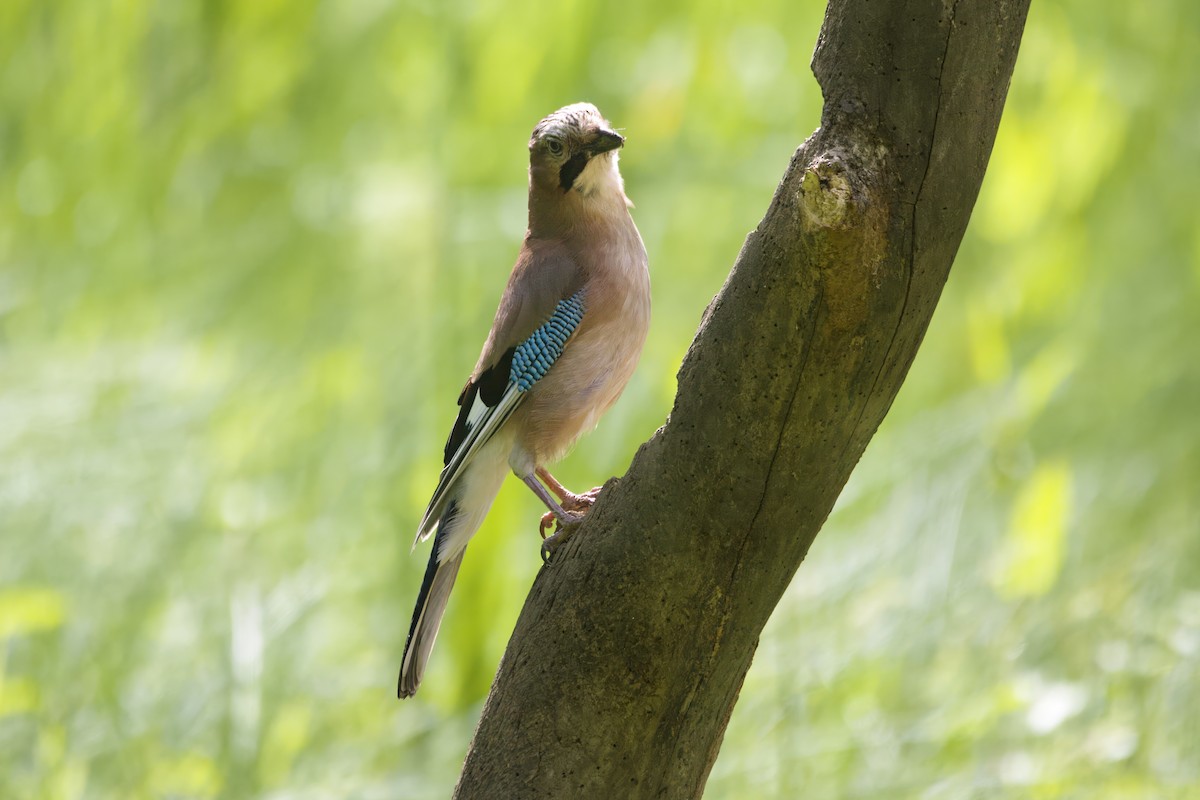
[797,160,853,231]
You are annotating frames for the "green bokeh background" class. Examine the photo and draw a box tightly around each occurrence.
[3,0,1198,797]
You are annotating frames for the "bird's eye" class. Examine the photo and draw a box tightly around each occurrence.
[545,138,564,156]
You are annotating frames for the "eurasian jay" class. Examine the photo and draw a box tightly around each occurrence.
[398,103,651,698]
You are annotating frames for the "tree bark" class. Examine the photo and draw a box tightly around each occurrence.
[456,0,1030,797]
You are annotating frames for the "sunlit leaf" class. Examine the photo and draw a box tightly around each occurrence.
[994,462,1073,598]
[0,588,66,638]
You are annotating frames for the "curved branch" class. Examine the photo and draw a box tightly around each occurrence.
[455,1,1031,797]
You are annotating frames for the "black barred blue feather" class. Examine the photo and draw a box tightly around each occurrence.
[511,293,586,391]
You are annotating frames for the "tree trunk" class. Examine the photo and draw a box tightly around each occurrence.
[455,0,1031,796]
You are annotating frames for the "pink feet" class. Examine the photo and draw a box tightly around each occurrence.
[538,485,604,563]
[526,468,611,563]
[538,486,604,539]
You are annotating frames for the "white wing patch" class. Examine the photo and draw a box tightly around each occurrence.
[413,385,522,545]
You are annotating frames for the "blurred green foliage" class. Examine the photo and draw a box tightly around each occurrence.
[1,0,1198,797]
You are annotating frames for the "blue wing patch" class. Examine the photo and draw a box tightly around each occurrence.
[510,292,586,391]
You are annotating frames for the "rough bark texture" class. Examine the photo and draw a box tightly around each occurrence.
[456,1,1030,797]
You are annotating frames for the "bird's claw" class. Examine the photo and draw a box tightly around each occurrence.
[539,510,557,539]
[541,525,578,564]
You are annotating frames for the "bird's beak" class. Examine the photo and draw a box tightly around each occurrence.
[587,127,625,156]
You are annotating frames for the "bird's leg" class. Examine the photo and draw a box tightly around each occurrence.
[535,467,604,514]
[535,467,573,503]
[523,471,607,563]
[522,474,586,539]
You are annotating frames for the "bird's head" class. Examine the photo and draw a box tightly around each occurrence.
[528,103,626,199]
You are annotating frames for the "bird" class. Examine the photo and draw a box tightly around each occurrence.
[398,103,651,699]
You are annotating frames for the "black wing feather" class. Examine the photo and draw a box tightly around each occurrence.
[442,348,515,465]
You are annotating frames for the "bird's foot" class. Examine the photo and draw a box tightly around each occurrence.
[537,486,603,539]
[538,507,584,539]
[562,486,604,513]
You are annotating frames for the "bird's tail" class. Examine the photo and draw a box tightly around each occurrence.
[398,453,507,698]
[398,511,465,699]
